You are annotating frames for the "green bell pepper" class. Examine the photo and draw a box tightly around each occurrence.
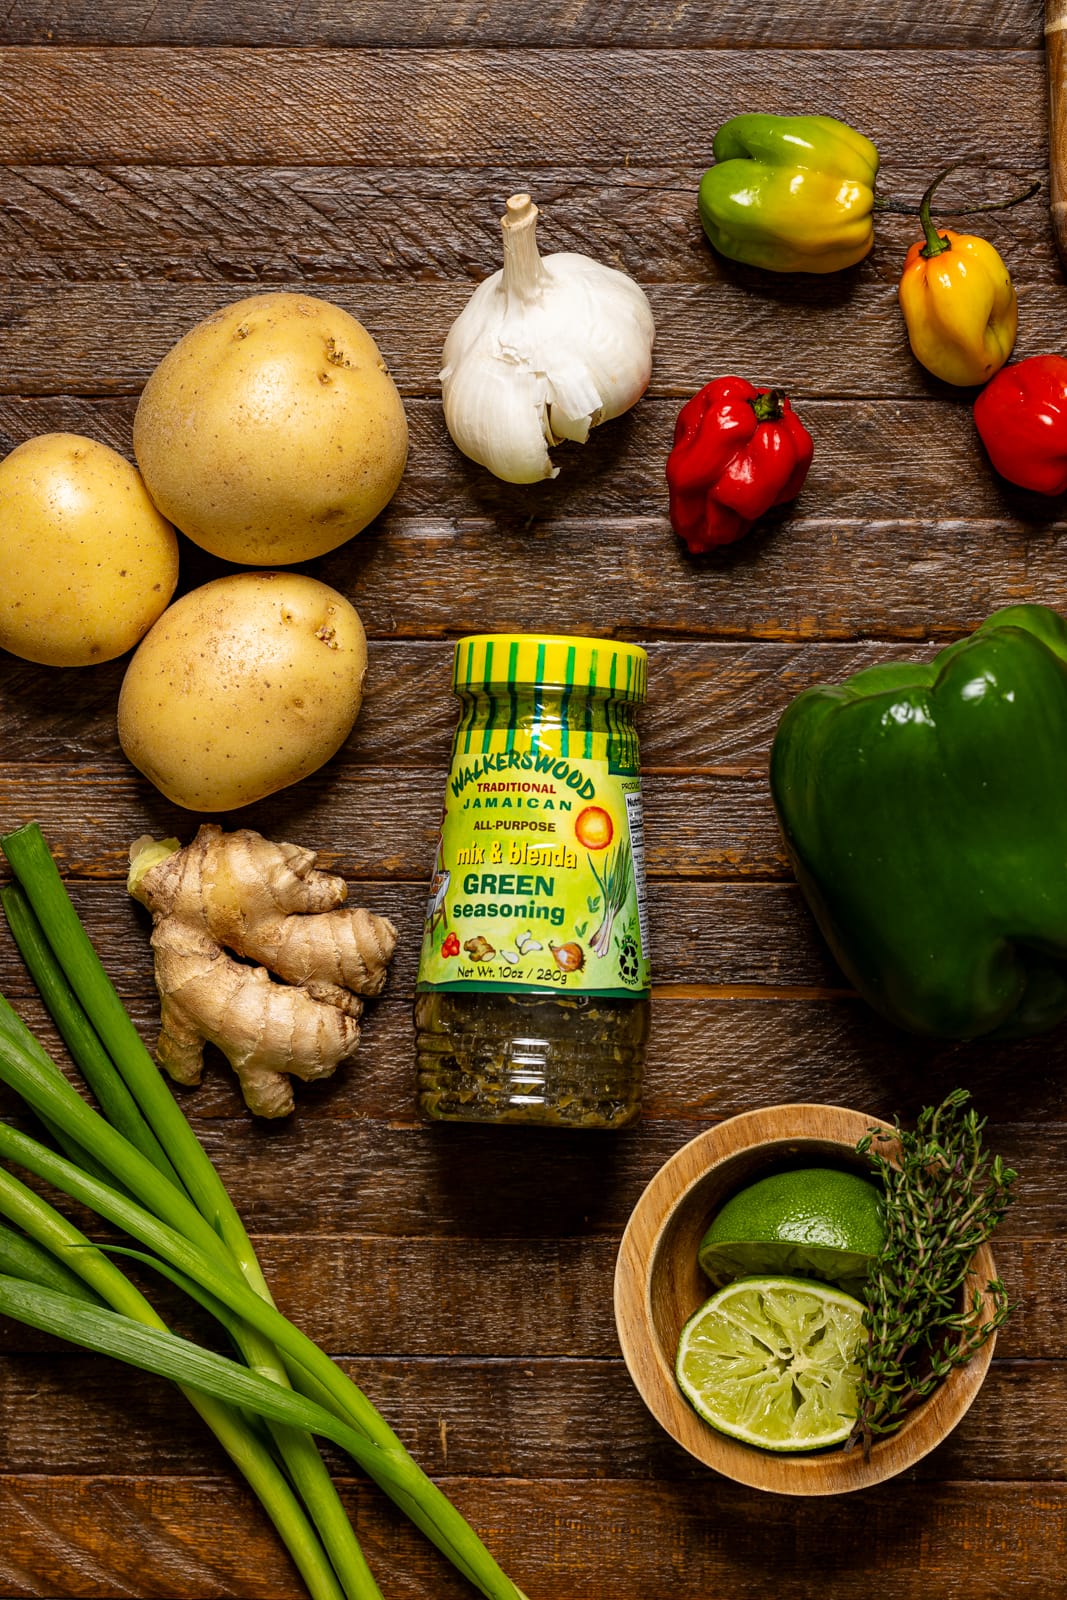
[698,114,879,274]
[770,605,1067,1039]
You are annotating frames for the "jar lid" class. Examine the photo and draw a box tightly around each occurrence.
[452,633,647,701]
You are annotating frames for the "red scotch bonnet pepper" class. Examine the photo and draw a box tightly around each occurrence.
[973,354,1067,494]
[665,376,814,552]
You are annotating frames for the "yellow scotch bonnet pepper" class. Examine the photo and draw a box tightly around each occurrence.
[898,168,1018,387]
[698,113,880,274]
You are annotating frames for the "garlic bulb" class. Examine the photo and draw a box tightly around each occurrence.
[440,193,655,483]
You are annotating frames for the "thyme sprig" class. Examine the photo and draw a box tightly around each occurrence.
[849,1088,1017,1459]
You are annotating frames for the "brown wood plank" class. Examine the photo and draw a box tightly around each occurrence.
[0,876,867,992]
[191,1117,1067,1241]
[0,1090,1053,1242]
[4,401,1065,643]
[0,1355,1060,1481]
[0,165,1051,287]
[3,396,1060,527]
[0,1111,1041,1240]
[4,626,1066,790]
[0,641,981,772]
[315,517,1067,646]
[0,49,1049,169]
[3,278,1067,400]
[0,1232,1059,1360]
[0,641,932,775]
[254,1239,1067,1364]
[0,763,785,881]
[2,409,1065,645]
[0,1,1041,50]
[3,971,1065,1131]
[0,1475,1060,1599]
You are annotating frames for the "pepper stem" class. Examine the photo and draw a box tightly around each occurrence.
[750,388,784,422]
[916,164,962,258]
[500,192,547,305]
[873,164,1040,224]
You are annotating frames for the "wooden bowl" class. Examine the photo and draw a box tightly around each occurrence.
[614,1103,998,1495]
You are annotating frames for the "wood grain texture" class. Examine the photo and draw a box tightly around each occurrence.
[0,1477,1062,1600]
[0,164,1052,287]
[0,640,1012,772]
[1049,0,1067,263]
[0,1,1044,50]
[2,396,1061,524]
[5,279,1067,401]
[0,1353,1062,1481]
[3,979,1066,1133]
[0,763,787,879]
[0,877,872,992]
[0,49,1051,168]
[1,1111,1052,1241]
[1,5,1064,1597]
[5,985,1066,1134]
[0,1236,1061,1361]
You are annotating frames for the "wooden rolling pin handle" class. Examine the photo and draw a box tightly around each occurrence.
[1048,0,1067,266]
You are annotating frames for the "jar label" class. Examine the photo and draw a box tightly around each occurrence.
[416,750,651,999]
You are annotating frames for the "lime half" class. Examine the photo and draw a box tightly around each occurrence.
[698,1167,885,1299]
[675,1276,866,1452]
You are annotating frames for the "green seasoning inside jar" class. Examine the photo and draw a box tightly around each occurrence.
[414,633,650,1129]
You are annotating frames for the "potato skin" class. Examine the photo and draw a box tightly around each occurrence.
[117,572,367,811]
[133,292,409,565]
[0,433,179,668]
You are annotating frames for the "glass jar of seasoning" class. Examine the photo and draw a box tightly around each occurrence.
[414,633,650,1129]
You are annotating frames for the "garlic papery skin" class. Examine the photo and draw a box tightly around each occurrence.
[440,193,655,484]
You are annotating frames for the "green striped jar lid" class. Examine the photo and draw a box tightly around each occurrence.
[452,633,647,701]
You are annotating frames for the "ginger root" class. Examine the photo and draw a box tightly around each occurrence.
[128,824,397,1118]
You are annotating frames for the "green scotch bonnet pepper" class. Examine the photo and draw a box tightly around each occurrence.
[699,114,880,273]
[770,605,1067,1040]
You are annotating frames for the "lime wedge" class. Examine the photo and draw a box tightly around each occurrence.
[675,1276,866,1452]
[698,1167,885,1299]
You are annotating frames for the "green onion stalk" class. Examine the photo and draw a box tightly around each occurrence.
[0,870,380,1600]
[0,1158,350,1600]
[0,822,528,1600]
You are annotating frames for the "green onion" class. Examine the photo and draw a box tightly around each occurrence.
[0,822,529,1600]
[0,1104,523,1597]
[0,1217,101,1303]
[0,882,185,1189]
[0,1268,494,1510]
[1,829,383,1600]
[1,826,269,1279]
[1,831,381,1600]
[0,1160,351,1600]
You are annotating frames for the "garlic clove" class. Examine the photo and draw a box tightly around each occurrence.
[542,252,655,424]
[441,343,558,482]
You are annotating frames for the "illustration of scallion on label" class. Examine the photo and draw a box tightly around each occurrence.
[588,836,633,958]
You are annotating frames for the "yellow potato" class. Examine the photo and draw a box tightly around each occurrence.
[0,433,179,668]
[133,291,408,565]
[117,572,367,811]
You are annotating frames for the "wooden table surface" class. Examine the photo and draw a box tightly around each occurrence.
[1,4,1065,1597]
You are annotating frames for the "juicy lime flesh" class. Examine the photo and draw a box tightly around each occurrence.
[698,1167,885,1297]
[675,1277,866,1452]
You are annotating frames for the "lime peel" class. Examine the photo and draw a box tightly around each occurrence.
[698,1166,885,1299]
